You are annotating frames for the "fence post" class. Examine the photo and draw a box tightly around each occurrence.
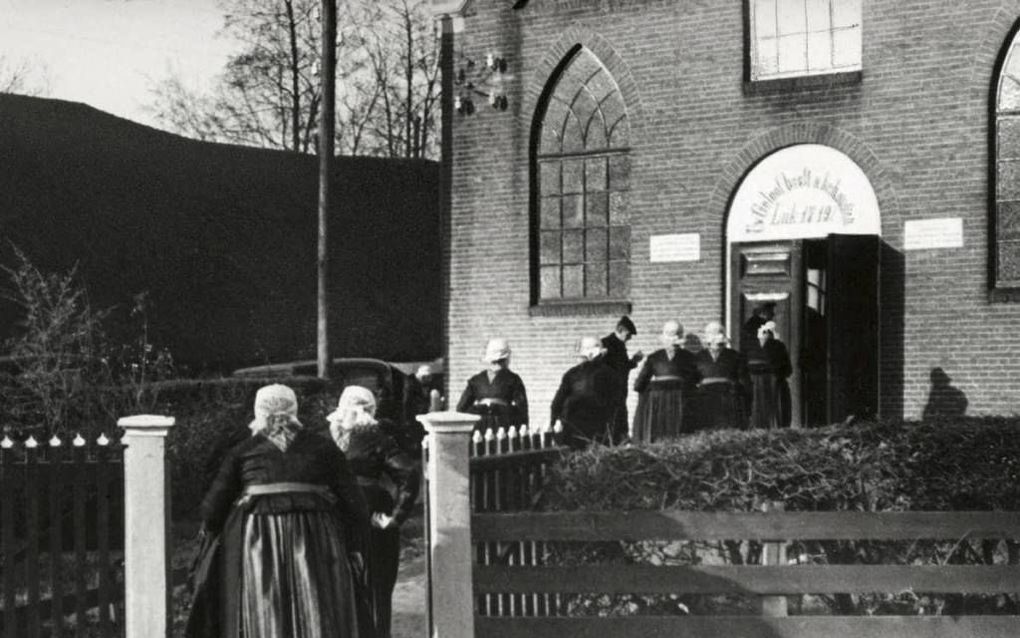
[760,500,788,617]
[418,411,480,638]
[118,414,175,638]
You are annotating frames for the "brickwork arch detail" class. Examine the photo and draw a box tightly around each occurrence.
[708,121,899,241]
[519,21,644,146]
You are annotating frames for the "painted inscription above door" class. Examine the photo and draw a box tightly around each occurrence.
[728,144,881,243]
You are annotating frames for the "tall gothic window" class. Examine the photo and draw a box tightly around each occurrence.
[534,47,631,303]
[749,0,862,81]
[997,33,1020,289]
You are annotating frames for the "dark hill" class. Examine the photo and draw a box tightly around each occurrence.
[0,94,440,372]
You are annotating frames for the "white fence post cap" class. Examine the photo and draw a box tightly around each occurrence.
[117,415,176,430]
[417,411,480,434]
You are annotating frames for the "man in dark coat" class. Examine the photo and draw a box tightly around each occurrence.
[741,302,775,356]
[401,364,435,452]
[456,338,529,431]
[551,337,625,448]
[601,316,642,439]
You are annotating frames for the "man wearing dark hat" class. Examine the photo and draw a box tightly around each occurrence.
[601,316,643,441]
[741,302,776,357]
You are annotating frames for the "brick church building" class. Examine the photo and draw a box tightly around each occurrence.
[433,0,1020,425]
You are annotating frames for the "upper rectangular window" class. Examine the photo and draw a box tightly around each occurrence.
[750,0,862,81]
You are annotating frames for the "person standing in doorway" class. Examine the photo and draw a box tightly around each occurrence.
[456,338,529,432]
[741,302,776,356]
[550,336,625,448]
[601,316,643,439]
[748,321,792,429]
[632,320,700,442]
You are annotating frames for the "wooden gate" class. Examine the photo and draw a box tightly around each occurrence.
[472,509,1020,637]
[0,433,125,638]
[469,425,566,619]
[421,418,1020,637]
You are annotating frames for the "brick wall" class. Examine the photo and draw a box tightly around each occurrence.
[446,0,1020,424]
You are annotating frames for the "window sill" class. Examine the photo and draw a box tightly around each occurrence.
[529,299,632,317]
[988,287,1020,303]
[744,70,862,96]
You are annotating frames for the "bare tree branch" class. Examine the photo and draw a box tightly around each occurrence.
[146,0,439,158]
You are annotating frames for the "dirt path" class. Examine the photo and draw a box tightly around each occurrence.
[390,551,427,637]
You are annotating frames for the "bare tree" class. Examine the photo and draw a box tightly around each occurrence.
[0,55,48,96]
[147,0,438,159]
[150,0,351,152]
[354,0,439,158]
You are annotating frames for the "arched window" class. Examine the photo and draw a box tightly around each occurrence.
[996,33,1020,289]
[533,46,631,303]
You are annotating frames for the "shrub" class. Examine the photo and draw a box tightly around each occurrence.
[1,246,112,436]
[540,418,1020,616]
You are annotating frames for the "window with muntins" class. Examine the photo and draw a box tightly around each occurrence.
[996,36,1020,289]
[535,47,631,303]
[749,0,862,81]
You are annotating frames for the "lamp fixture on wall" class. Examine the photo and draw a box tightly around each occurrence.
[454,52,510,115]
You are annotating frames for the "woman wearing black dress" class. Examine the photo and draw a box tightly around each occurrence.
[456,338,529,432]
[329,386,421,638]
[185,384,371,638]
[632,320,701,442]
[694,325,750,431]
[748,321,792,429]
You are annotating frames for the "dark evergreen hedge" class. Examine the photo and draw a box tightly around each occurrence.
[543,419,1020,513]
[539,419,1020,616]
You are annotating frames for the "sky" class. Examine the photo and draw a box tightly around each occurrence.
[0,0,236,127]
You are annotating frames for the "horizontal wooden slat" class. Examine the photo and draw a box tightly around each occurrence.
[470,448,565,471]
[472,511,1020,541]
[475,565,1020,595]
[474,615,1020,638]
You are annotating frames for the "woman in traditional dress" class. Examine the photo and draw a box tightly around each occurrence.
[632,320,701,442]
[694,323,750,431]
[185,384,372,638]
[328,386,421,638]
[456,337,529,433]
[748,321,792,429]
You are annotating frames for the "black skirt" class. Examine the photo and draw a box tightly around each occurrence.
[696,380,747,431]
[633,379,690,443]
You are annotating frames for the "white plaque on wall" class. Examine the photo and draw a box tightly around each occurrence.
[903,218,964,250]
[650,233,700,262]
[727,144,882,243]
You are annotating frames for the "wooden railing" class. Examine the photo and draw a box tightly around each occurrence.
[0,433,125,638]
[472,509,1020,638]
[469,424,566,618]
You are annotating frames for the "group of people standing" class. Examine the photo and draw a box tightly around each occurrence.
[185,383,420,638]
[457,306,792,448]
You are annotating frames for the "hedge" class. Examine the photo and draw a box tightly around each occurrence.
[543,418,1020,512]
[539,418,1020,616]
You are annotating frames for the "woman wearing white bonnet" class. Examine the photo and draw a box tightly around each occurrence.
[456,337,529,432]
[747,320,792,429]
[632,320,701,442]
[549,336,624,448]
[694,322,750,431]
[185,384,370,638]
[328,385,420,638]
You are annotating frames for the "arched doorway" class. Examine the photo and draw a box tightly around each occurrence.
[726,144,882,427]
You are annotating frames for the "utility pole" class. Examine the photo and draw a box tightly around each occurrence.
[317,0,337,379]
